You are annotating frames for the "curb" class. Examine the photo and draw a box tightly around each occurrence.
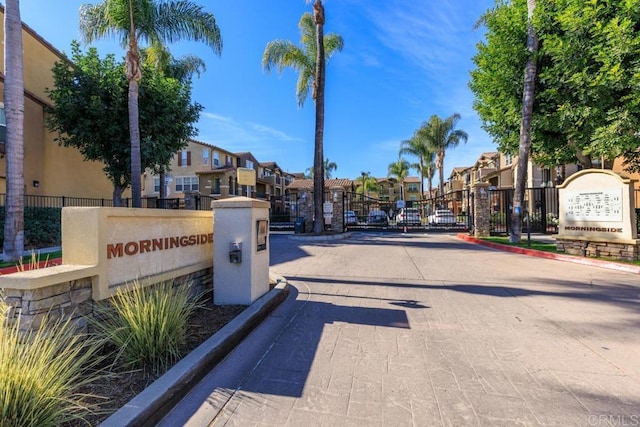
[457,234,640,275]
[288,231,353,242]
[101,279,290,427]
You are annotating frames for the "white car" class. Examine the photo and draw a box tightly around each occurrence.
[428,209,456,225]
[396,208,421,225]
[344,210,358,225]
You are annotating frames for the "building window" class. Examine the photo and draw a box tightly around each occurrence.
[213,178,221,194]
[541,168,551,186]
[408,183,419,192]
[504,153,513,166]
[246,160,254,169]
[225,155,233,166]
[213,151,220,166]
[178,151,191,167]
[175,176,199,192]
[202,149,209,165]
[153,177,160,193]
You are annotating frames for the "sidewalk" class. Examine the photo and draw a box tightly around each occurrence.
[158,232,640,426]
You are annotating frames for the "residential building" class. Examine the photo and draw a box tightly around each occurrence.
[0,7,124,200]
[403,177,421,201]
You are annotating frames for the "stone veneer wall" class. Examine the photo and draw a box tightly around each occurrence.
[472,183,491,238]
[1,267,213,336]
[556,239,639,261]
[295,188,346,234]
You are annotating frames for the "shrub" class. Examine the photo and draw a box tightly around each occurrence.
[0,207,62,249]
[92,280,202,377]
[0,303,103,426]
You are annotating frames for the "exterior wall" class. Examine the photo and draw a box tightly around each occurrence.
[0,10,128,200]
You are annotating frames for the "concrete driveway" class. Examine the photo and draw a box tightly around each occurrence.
[162,232,640,426]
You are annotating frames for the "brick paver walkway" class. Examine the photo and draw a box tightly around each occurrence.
[161,233,640,426]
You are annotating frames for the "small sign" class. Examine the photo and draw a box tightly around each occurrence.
[323,202,333,218]
[256,219,268,252]
[237,167,256,186]
[396,200,405,209]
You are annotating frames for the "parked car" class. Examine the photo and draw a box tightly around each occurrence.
[428,209,456,225]
[344,210,358,225]
[396,207,422,225]
[367,210,389,225]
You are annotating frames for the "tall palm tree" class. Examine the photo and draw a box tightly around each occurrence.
[324,158,337,179]
[79,0,222,207]
[388,157,410,201]
[419,113,468,197]
[263,3,343,234]
[3,0,25,262]
[356,171,379,199]
[511,0,538,243]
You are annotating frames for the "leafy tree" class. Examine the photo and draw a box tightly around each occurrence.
[3,0,25,262]
[387,157,410,200]
[470,0,640,172]
[263,4,343,234]
[141,42,206,199]
[79,0,222,207]
[399,132,433,198]
[418,113,468,197]
[46,43,202,206]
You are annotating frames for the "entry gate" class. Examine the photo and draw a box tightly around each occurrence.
[488,187,559,235]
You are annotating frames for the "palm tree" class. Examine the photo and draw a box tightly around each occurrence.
[511,0,538,243]
[3,0,25,262]
[387,157,410,201]
[356,171,379,199]
[324,158,337,179]
[263,3,343,234]
[79,0,222,207]
[142,42,206,199]
[419,113,468,197]
[399,131,434,198]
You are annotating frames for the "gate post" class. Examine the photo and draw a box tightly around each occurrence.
[472,182,491,238]
[330,186,345,232]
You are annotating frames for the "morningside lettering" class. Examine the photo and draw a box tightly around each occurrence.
[107,233,214,259]
[564,226,623,233]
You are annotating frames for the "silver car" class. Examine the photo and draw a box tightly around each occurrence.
[428,209,456,225]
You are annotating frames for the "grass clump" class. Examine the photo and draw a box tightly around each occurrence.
[93,280,202,377]
[0,300,103,426]
[483,236,558,253]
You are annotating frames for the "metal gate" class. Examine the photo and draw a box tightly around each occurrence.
[488,187,559,235]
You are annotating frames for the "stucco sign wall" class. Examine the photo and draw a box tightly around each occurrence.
[557,169,637,242]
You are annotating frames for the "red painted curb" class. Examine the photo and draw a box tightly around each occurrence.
[456,234,640,275]
[0,258,63,275]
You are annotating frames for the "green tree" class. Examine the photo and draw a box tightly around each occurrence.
[419,113,468,197]
[263,4,343,234]
[470,0,640,171]
[399,132,434,198]
[141,42,206,199]
[79,0,222,208]
[387,157,410,201]
[46,43,202,206]
[3,0,25,262]
[356,171,379,198]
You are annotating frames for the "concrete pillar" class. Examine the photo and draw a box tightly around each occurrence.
[212,197,270,305]
[183,192,196,210]
[472,182,491,238]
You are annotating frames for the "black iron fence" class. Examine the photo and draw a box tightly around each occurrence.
[487,187,559,235]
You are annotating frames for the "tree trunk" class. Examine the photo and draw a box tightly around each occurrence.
[113,185,125,207]
[438,152,445,197]
[159,169,167,199]
[3,0,25,262]
[126,29,142,208]
[312,0,326,234]
[510,0,538,243]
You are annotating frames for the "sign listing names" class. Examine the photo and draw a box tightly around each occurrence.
[564,189,623,222]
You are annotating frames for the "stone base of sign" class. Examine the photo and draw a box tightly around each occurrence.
[555,236,640,261]
[1,267,212,336]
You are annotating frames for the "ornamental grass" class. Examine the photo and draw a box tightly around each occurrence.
[92,279,202,377]
[0,300,103,426]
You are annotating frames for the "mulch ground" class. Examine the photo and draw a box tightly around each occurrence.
[67,303,246,426]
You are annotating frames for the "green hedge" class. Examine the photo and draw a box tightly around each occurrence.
[0,207,61,249]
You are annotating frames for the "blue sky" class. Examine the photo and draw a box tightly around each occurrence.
[19,0,496,184]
